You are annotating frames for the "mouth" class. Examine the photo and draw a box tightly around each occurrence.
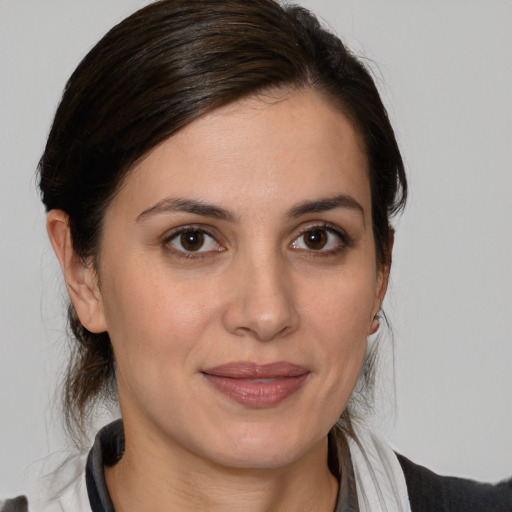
[202,361,310,408]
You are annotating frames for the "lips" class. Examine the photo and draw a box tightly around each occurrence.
[202,361,310,408]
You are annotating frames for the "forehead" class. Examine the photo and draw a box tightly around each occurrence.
[112,89,371,221]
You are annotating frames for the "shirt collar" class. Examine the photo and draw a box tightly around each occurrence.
[86,419,359,511]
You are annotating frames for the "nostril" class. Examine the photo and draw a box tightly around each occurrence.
[221,259,300,341]
[223,295,300,341]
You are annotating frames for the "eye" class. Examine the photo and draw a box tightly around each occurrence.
[166,228,223,254]
[290,226,346,252]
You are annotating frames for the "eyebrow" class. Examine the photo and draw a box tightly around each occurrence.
[136,193,365,223]
[287,194,365,222]
[136,198,236,222]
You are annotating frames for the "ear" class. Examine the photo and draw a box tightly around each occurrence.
[368,230,394,335]
[46,210,107,334]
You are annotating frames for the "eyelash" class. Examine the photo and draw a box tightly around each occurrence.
[292,222,352,257]
[162,222,352,260]
[162,225,223,260]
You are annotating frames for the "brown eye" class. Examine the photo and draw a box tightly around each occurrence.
[180,231,205,251]
[290,226,346,253]
[303,229,328,250]
[167,228,223,255]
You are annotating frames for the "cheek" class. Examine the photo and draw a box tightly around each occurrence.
[301,268,377,399]
[304,269,377,340]
[100,262,222,383]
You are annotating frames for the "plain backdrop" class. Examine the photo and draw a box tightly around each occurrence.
[1,0,511,499]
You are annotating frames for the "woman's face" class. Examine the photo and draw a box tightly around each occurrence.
[87,89,388,469]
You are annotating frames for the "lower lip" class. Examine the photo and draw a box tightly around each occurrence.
[203,373,309,408]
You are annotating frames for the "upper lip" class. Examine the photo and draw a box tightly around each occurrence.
[202,361,309,379]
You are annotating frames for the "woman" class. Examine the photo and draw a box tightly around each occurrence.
[2,0,511,510]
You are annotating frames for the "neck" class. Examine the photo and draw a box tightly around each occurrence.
[105,420,339,512]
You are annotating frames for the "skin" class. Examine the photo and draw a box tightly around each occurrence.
[48,89,390,511]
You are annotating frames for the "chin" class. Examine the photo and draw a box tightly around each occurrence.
[198,420,325,471]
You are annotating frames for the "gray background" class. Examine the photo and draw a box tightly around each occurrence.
[1,0,511,498]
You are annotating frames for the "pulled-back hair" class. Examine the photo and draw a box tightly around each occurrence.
[38,0,406,444]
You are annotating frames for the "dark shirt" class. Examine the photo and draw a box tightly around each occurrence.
[397,453,512,512]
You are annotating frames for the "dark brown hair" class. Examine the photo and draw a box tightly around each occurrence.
[38,0,406,443]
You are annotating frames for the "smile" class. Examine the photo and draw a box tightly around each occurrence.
[202,361,310,408]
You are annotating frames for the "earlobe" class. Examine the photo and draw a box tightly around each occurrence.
[46,210,107,334]
[368,232,394,336]
[367,268,388,336]
[368,310,381,335]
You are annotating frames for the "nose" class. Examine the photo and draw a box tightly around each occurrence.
[222,254,300,342]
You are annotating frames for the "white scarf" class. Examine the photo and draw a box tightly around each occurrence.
[347,425,412,512]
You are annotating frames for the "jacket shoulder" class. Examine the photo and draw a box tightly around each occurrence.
[397,453,512,512]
